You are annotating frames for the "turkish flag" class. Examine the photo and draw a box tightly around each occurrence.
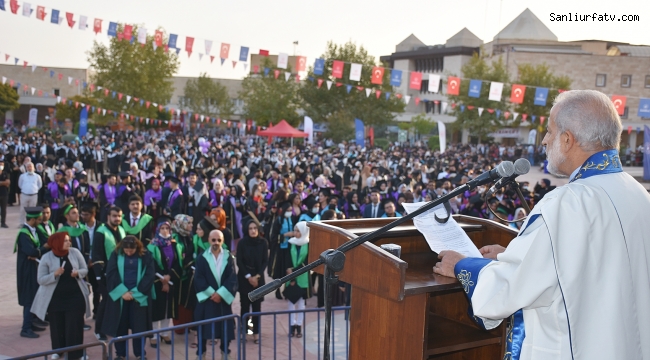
[123,25,133,40]
[409,72,423,90]
[371,67,384,85]
[93,19,102,34]
[154,30,163,47]
[9,0,19,14]
[332,61,344,79]
[220,43,230,59]
[447,76,460,95]
[611,95,627,115]
[66,12,76,28]
[295,56,306,72]
[36,6,46,20]
[259,50,269,56]
[510,84,526,104]
[186,37,194,56]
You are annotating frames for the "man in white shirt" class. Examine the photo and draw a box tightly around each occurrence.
[18,162,42,225]
[433,90,650,360]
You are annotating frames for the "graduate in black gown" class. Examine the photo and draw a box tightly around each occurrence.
[121,195,154,245]
[14,206,50,338]
[161,174,184,219]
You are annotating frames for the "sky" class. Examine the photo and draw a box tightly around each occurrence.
[0,0,648,79]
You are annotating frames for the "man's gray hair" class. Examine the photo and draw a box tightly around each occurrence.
[552,90,622,151]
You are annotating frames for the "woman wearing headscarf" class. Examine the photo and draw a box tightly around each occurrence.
[147,218,184,347]
[283,221,311,338]
[223,185,246,253]
[144,178,163,222]
[209,179,228,209]
[31,232,90,360]
[103,236,155,360]
[170,214,195,330]
[236,220,268,344]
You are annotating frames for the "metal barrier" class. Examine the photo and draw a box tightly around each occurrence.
[9,341,108,360]
[241,306,350,360]
[106,314,241,360]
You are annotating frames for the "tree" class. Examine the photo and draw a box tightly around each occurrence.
[87,25,179,124]
[0,83,19,118]
[55,95,99,123]
[323,110,355,142]
[238,57,301,127]
[299,41,405,130]
[513,63,571,129]
[182,73,233,118]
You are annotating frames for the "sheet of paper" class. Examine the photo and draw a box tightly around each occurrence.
[402,202,482,258]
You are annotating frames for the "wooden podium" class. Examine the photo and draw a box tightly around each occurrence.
[307,215,517,360]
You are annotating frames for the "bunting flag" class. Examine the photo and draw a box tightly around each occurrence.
[428,74,440,93]
[273,69,280,79]
[259,49,269,56]
[9,0,18,14]
[284,72,291,81]
[390,69,402,87]
[370,66,384,85]
[93,18,102,34]
[332,60,344,78]
[50,9,59,24]
[365,88,371,97]
[185,36,194,56]
[349,63,362,81]
[488,82,504,101]
[123,24,133,40]
[510,84,526,104]
[375,90,381,99]
[168,34,178,48]
[404,95,411,104]
[447,76,460,95]
[78,15,88,30]
[137,28,147,45]
[441,102,448,113]
[313,58,325,76]
[204,40,212,55]
[468,80,482,98]
[512,112,519,121]
[317,79,323,88]
[107,22,117,37]
[36,5,45,20]
[409,72,422,90]
[611,95,626,116]
[277,52,288,69]
[638,98,650,118]
[326,80,332,90]
[534,87,549,106]
[239,46,249,62]
[296,56,307,72]
[21,2,30,17]
[478,107,484,116]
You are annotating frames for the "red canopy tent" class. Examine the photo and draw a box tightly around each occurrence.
[257,119,308,144]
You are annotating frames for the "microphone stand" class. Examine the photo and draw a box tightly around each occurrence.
[249,181,481,359]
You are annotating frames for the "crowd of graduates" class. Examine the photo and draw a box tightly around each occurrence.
[10,128,556,360]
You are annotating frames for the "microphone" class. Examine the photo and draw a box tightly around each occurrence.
[485,158,531,197]
[467,161,515,187]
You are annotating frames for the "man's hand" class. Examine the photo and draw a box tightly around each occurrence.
[479,245,506,260]
[286,268,293,275]
[248,276,259,288]
[162,283,170,293]
[162,275,171,284]
[122,292,134,301]
[210,292,222,303]
[432,251,466,278]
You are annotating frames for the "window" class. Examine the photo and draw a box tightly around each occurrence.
[621,107,629,119]
[621,75,632,88]
[596,74,607,87]
[645,75,650,88]
[53,89,60,96]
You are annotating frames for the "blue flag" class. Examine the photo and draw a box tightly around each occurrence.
[0,0,5,11]
[534,87,549,106]
[168,34,178,48]
[107,22,117,37]
[313,58,325,76]
[468,80,482,98]
[239,47,249,62]
[644,125,650,180]
[638,98,650,118]
[355,118,365,148]
[50,70,54,78]
[346,85,352,94]
[51,10,59,24]
[264,67,270,76]
[390,69,402,87]
[385,92,391,100]
[79,108,89,137]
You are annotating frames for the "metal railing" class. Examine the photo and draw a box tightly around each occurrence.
[241,306,350,360]
[106,314,241,360]
[9,341,108,360]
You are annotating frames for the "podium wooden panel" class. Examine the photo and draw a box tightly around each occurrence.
[307,215,517,359]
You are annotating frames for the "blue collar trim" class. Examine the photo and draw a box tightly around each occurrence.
[570,149,622,183]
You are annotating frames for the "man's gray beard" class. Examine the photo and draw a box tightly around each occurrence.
[546,141,568,177]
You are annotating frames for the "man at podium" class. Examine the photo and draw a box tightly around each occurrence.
[434,90,650,360]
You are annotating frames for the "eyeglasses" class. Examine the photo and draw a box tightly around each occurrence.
[210,238,223,243]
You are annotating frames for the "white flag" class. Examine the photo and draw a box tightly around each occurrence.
[1,77,6,85]
[404,95,411,104]
[152,102,157,107]
[31,65,37,72]
[284,72,291,81]
[137,28,147,45]
[326,81,332,90]
[97,86,103,91]
[205,40,213,55]
[153,42,158,51]
[304,116,314,144]
[436,121,447,154]
[68,77,73,85]
[31,87,36,95]
[22,3,31,17]
[199,53,203,61]
[126,95,132,103]
[79,15,88,30]
[277,53,288,69]
[200,115,205,122]
[441,102,448,113]
[513,112,519,121]
[478,107,484,116]
[428,74,441,93]
[56,96,61,103]
[59,17,64,25]
[103,109,107,116]
[349,63,362,81]
[365,88,371,97]
[243,63,248,71]
[488,82,504,101]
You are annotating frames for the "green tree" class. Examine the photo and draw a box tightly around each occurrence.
[238,57,301,127]
[55,95,99,123]
[447,53,511,142]
[513,63,571,129]
[182,73,233,118]
[0,83,20,118]
[323,110,355,142]
[299,41,405,129]
[87,25,179,123]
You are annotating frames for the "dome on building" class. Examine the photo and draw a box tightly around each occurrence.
[494,8,558,42]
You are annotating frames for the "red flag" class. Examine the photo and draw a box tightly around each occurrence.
[158,105,163,111]
[36,6,46,20]
[123,25,133,40]
[558,89,566,93]
[415,98,420,106]
[356,86,364,91]
[259,50,269,56]
[446,76,460,95]
[540,116,546,124]
[154,30,163,47]
[220,43,230,59]
[296,56,306,72]
[9,0,19,14]
[522,114,528,121]
[611,95,627,116]
[89,84,95,91]
[510,84,526,104]
[332,61,344,79]
[486,108,494,113]
[210,55,215,63]
[217,118,221,125]
[75,79,79,86]
[232,61,237,68]
[23,61,28,67]
[409,72,423,90]
[295,74,300,83]
[504,111,510,119]
[274,70,280,79]
[186,37,194,56]
[194,113,199,121]
[37,90,42,97]
[467,106,475,110]
[368,127,374,147]
[93,19,102,34]
[396,94,402,99]
[375,90,381,99]
[317,79,323,88]
[253,65,259,74]
[86,105,91,112]
[628,126,632,135]
[4,54,9,61]
[146,101,150,108]
[117,32,124,41]
[75,102,79,108]
[66,13,76,28]
[118,93,123,100]
[104,89,109,96]
[371,67,384,85]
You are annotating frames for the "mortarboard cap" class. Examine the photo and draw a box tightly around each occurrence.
[25,206,44,219]
[164,172,180,184]
[199,217,220,233]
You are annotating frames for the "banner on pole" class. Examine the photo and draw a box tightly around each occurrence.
[355,118,365,148]
[304,116,314,144]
